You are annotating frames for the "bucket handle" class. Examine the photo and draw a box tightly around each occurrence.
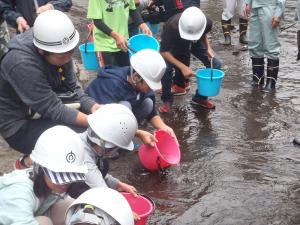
[85,23,93,53]
[210,57,214,81]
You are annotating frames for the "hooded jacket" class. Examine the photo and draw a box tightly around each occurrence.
[0,30,96,138]
[86,65,157,121]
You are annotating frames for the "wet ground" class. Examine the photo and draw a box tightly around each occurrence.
[1,0,300,224]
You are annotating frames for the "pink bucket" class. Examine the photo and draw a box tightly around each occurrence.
[138,130,181,171]
[121,193,155,225]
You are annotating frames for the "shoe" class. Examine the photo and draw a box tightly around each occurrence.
[191,98,216,109]
[159,102,171,113]
[185,82,191,92]
[14,155,30,170]
[171,84,187,96]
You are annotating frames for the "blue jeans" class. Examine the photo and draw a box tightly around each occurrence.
[161,40,222,103]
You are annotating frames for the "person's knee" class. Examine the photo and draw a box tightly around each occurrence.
[119,101,132,110]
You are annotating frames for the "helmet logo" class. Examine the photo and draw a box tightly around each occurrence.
[62,37,70,45]
[66,151,76,163]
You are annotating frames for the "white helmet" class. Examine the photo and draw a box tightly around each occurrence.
[179,7,207,41]
[130,49,166,91]
[65,187,134,225]
[30,125,87,174]
[87,104,138,150]
[33,10,80,53]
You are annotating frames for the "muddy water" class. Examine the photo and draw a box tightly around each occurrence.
[1,0,300,224]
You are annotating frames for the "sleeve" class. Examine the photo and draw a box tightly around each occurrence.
[87,0,103,19]
[63,61,96,114]
[0,184,39,225]
[203,17,213,35]
[84,161,109,188]
[48,0,72,12]
[93,19,112,35]
[6,58,79,125]
[104,174,120,189]
[129,8,144,26]
[160,24,175,52]
[0,0,21,28]
[274,0,286,18]
[129,0,136,10]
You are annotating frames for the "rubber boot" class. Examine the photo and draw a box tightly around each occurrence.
[221,19,231,45]
[263,58,279,92]
[251,57,264,87]
[239,18,248,45]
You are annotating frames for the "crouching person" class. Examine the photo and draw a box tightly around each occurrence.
[65,187,134,225]
[86,49,175,138]
[0,126,88,225]
[68,104,141,199]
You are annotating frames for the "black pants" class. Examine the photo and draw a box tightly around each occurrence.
[5,119,86,154]
[98,51,130,67]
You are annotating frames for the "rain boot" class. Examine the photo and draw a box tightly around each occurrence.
[239,18,248,45]
[221,19,231,45]
[263,58,279,92]
[251,57,264,87]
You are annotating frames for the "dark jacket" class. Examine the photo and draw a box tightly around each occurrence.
[0,30,96,138]
[1,0,72,29]
[86,66,157,120]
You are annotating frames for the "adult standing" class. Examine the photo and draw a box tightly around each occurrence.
[0,0,72,33]
[245,0,286,91]
[221,0,248,45]
[0,10,99,168]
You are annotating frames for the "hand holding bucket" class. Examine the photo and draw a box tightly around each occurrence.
[138,130,181,171]
[121,192,155,225]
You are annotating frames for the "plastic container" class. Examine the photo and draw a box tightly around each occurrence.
[78,42,99,71]
[138,130,181,171]
[128,34,160,57]
[195,68,225,97]
[121,193,155,225]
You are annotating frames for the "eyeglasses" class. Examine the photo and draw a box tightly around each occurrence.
[87,128,119,159]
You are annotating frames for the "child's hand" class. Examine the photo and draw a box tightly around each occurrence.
[133,211,141,221]
[117,182,138,197]
[272,16,280,28]
[136,129,157,147]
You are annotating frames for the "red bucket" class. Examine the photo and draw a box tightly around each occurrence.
[121,193,155,225]
[138,130,181,171]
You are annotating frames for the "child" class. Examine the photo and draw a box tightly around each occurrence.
[67,104,151,198]
[0,125,88,225]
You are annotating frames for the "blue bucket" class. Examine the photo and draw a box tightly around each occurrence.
[128,34,160,57]
[196,68,225,97]
[78,42,99,71]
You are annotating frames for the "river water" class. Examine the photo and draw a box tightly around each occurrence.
[1,0,300,224]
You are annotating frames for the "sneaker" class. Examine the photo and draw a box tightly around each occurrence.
[185,82,191,92]
[14,155,30,170]
[191,98,216,109]
[159,102,171,113]
[171,84,187,96]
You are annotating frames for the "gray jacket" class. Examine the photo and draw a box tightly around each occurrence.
[0,30,96,137]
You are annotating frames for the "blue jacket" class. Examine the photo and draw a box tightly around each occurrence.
[86,66,157,120]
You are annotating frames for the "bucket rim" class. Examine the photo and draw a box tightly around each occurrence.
[121,193,155,217]
[78,42,95,53]
[153,130,181,165]
[195,68,225,80]
[128,34,159,50]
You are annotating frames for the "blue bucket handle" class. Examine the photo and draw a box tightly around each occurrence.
[84,25,93,53]
[210,57,214,81]
[127,46,137,55]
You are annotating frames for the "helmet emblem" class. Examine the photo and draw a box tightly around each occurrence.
[66,151,76,163]
[62,37,70,45]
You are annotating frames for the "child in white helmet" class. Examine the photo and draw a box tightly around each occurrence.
[67,104,141,202]
[86,49,175,137]
[0,126,88,225]
[65,187,134,225]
